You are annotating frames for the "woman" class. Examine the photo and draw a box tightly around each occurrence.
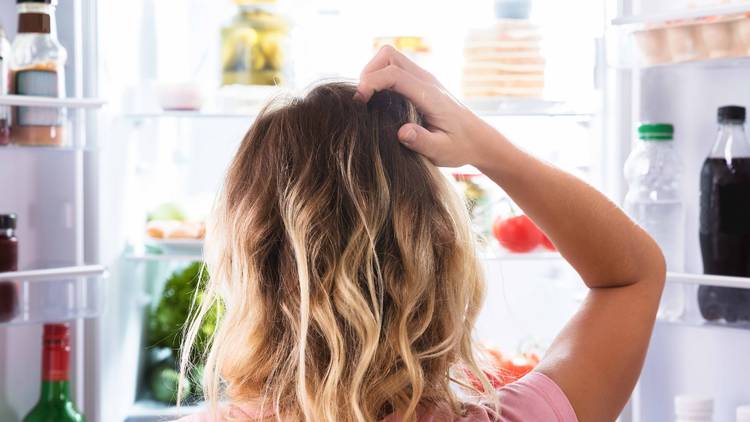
[178,47,665,421]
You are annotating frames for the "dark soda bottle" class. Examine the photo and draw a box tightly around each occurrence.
[698,105,750,323]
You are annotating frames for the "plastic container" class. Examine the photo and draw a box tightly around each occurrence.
[624,123,685,321]
[699,19,736,58]
[634,27,671,65]
[733,15,750,55]
[675,396,713,422]
[737,405,750,422]
[156,83,205,111]
[665,24,706,63]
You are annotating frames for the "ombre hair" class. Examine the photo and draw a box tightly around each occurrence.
[180,82,492,421]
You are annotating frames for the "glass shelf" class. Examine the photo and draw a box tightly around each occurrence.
[125,400,204,422]
[0,94,105,109]
[124,110,256,121]
[123,99,594,122]
[613,4,750,26]
[480,251,562,262]
[467,99,595,118]
[0,265,108,325]
[127,252,203,262]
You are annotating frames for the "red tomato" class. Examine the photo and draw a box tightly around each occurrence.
[492,215,542,253]
[540,233,556,251]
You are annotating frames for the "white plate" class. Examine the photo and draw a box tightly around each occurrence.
[146,238,204,255]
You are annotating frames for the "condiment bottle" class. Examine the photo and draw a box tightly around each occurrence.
[0,213,18,323]
[10,0,68,147]
[0,26,10,145]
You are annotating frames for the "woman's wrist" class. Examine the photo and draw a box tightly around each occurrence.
[467,118,517,175]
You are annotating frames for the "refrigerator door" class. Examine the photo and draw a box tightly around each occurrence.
[610,0,750,420]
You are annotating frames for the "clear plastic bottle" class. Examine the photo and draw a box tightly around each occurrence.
[624,123,685,320]
[675,396,713,422]
[10,0,68,147]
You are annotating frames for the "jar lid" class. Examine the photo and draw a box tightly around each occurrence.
[0,214,16,230]
[638,123,674,141]
[718,105,746,123]
[17,0,56,4]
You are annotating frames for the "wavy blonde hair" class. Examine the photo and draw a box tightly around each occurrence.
[180,82,492,421]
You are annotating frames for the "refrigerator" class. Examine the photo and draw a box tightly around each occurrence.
[1,0,750,421]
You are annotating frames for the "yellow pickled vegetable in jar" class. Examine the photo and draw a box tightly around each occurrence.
[221,0,289,86]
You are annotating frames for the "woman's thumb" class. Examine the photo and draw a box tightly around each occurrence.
[397,123,436,155]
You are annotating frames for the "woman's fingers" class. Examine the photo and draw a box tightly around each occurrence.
[397,123,452,164]
[360,45,436,84]
[355,65,437,111]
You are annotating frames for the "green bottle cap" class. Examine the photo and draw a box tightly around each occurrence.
[638,123,674,141]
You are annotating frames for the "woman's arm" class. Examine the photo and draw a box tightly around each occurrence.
[356,46,666,422]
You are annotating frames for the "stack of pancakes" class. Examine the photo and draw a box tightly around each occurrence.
[463,20,545,99]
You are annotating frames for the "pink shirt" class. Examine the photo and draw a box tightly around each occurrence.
[176,372,577,422]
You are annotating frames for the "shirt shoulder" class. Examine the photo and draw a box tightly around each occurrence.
[492,372,578,422]
[422,372,577,422]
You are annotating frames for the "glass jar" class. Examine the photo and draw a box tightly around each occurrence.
[452,172,494,243]
[10,0,68,147]
[372,36,431,68]
[221,0,290,86]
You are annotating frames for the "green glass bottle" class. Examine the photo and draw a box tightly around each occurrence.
[23,324,84,422]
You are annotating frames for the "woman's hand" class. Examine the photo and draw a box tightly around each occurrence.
[355,45,497,168]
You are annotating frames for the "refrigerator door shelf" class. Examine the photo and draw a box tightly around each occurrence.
[612,3,750,25]
[0,265,108,325]
[668,272,750,289]
[658,274,750,332]
[0,95,106,109]
[124,111,257,122]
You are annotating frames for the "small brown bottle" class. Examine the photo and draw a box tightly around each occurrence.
[0,213,18,322]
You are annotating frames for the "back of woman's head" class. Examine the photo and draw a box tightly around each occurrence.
[182,82,490,421]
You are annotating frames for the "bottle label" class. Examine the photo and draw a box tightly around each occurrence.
[42,337,69,381]
[14,69,65,127]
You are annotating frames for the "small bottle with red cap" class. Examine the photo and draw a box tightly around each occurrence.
[23,323,84,422]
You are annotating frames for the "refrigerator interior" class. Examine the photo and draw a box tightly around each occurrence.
[91,0,605,421]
